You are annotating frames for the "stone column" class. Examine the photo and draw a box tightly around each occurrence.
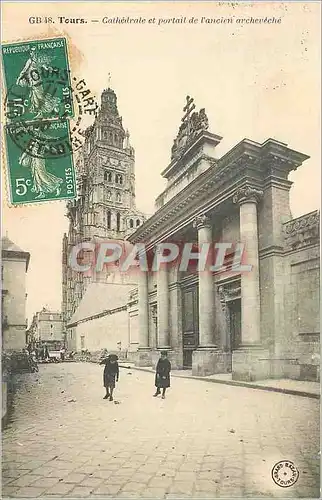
[136,271,151,366]
[233,186,263,346]
[157,260,170,350]
[192,215,223,377]
[232,186,269,381]
[138,271,149,348]
[193,214,216,348]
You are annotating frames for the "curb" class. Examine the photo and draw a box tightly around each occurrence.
[119,364,320,400]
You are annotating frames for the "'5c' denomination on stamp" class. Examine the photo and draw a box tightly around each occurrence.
[2,37,73,122]
[4,119,77,205]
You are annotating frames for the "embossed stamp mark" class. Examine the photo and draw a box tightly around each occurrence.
[272,460,299,487]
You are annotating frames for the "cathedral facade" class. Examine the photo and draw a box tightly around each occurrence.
[62,89,319,382]
[127,97,320,382]
[61,87,145,343]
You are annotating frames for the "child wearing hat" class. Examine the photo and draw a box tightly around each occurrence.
[154,351,171,399]
[100,353,119,401]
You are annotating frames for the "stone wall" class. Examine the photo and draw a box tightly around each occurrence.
[2,259,27,350]
[282,243,320,381]
[73,308,130,353]
[1,352,32,428]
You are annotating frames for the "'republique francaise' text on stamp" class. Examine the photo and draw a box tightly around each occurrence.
[2,37,74,121]
[1,37,80,205]
[4,119,77,205]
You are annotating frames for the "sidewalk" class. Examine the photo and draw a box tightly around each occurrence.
[119,363,320,399]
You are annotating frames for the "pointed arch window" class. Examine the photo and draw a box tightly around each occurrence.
[107,211,111,229]
[116,174,123,185]
[136,219,140,227]
[129,219,134,228]
[104,171,112,182]
[116,212,121,232]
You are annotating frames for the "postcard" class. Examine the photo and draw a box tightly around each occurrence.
[1,2,320,500]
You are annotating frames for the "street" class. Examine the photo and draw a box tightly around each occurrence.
[2,362,320,499]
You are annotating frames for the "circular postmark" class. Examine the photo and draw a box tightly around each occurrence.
[4,70,98,159]
[271,460,299,488]
[4,64,74,122]
[6,118,80,160]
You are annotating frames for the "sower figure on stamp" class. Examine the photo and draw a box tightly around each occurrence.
[16,47,60,119]
[19,148,63,199]
[154,351,171,399]
[100,354,119,401]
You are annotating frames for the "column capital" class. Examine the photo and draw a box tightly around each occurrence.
[233,186,263,205]
[193,214,212,230]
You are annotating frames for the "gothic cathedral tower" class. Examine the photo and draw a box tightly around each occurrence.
[61,86,146,333]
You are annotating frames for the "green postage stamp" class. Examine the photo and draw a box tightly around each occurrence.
[2,37,74,122]
[2,37,78,205]
[4,119,77,204]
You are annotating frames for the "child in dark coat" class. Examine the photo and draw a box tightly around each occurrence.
[100,354,119,401]
[154,351,171,399]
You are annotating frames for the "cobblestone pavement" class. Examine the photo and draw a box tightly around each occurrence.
[2,363,320,499]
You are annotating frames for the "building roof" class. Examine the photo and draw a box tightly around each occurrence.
[128,136,310,247]
[2,235,26,253]
[1,236,30,271]
[67,282,135,327]
[39,307,61,314]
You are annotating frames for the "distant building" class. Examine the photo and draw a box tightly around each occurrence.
[30,308,64,343]
[2,236,30,351]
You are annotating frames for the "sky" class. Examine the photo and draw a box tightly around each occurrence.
[2,1,321,324]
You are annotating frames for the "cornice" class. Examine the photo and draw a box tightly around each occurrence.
[283,242,320,257]
[162,131,222,179]
[128,161,245,244]
[128,138,309,246]
[259,245,285,259]
[180,274,199,288]
[156,153,216,207]
[2,250,30,271]
[263,175,293,190]
[67,304,128,328]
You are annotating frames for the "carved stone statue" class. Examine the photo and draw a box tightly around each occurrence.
[199,108,209,128]
[170,97,210,161]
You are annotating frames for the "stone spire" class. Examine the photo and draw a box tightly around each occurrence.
[97,86,125,149]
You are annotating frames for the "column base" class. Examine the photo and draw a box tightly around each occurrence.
[192,347,230,377]
[135,347,152,367]
[232,346,270,382]
[150,349,182,370]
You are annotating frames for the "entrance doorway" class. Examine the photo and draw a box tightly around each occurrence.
[182,287,199,369]
[227,299,241,351]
